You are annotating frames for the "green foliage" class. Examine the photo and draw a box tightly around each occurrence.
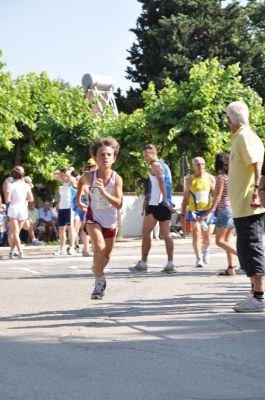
[1,50,264,197]
[108,58,265,190]
[0,63,96,195]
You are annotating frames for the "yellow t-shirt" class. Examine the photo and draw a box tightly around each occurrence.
[188,173,212,212]
[228,125,265,218]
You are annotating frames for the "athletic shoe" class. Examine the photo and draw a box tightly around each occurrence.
[9,251,17,259]
[74,245,81,253]
[233,297,265,313]
[91,277,106,300]
[67,247,76,255]
[161,265,178,274]
[32,239,44,246]
[195,257,205,268]
[129,261,148,272]
[17,252,24,259]
[202,247,210,264]
[233,292,254,308]
[54,248,67,256]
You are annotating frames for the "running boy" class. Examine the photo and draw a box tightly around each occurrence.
[77,137,123,300]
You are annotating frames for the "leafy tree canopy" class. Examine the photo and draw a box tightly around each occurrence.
[99,58,265,191]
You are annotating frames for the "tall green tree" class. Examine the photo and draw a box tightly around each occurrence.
[245,0,265,100]
[125,0,265,105]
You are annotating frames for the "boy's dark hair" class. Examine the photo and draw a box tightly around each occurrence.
[90,136,120,157]
[215,152,230,174]
[143,144,157,152]
[11,166,24,180]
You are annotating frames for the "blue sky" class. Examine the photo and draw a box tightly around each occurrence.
[0,0,142,93]
[0,0,247,93]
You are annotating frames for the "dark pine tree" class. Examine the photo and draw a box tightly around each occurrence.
[123,0,265,110]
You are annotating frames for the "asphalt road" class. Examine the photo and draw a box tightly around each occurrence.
[0,239,265,400]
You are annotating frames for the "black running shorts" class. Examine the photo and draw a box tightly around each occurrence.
[145,204,171,221]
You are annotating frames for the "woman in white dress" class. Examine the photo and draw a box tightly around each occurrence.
[5,167,33,258]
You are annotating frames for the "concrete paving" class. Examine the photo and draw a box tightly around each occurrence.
[0,237,265,400]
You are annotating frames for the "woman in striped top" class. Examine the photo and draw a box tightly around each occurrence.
[201,152,238,276]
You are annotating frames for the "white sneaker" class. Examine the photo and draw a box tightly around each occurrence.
[32,239,44,246]
[74,245,81,253]
[161,265,178,274]
[195,257,205,268]
[67,247,76,255]
[233,292,254,308]
[129,261,148,272]
[234,297,265,313]
[17,252,24,259]
[202,247,210,264]
[54,248,67,256]
[91,277,107,300]
[9,251,17,259]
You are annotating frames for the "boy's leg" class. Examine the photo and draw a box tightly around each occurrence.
[86,224,106,278]
[85,223,108,300]
[104,236,116,269]
[81,223,92,255]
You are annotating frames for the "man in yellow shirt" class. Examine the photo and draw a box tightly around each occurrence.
[227,100,265,312]
[181,157,215,268]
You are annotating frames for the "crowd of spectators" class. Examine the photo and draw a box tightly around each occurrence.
[0,199,59,246]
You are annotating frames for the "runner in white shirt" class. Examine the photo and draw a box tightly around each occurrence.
[5,166,33,259]
[77,137,123,300]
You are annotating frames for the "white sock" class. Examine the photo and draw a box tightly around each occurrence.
[140,260,147,267]
[166,261,174,268]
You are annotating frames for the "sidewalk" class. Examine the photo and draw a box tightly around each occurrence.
[0,234,193,258]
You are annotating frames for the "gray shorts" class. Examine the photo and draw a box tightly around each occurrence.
[234,213,265,277]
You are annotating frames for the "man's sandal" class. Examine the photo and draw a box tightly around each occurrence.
[218,266,236,276]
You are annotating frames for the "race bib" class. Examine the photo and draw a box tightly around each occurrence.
[195,190,209,204]
[92,188,111,209]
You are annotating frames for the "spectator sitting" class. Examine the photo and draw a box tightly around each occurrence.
[51,201,59,240]
[38,201,54,241]
[28,201,43,245]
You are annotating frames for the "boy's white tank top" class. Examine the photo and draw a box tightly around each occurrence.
[88,171,117,228]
